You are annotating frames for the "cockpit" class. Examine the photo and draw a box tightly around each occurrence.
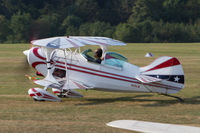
[81,49,97,62]
[81,49,128,68]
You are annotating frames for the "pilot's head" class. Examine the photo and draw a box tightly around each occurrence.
[94,48,102,58]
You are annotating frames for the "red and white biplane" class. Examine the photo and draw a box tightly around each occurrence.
[24,36,184,102]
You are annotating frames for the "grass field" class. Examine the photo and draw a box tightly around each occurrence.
[0,43,200,133]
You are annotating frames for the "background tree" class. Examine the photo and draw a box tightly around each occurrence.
[0,0,199,43]
[79,21,114,37]
[74,0,100,22]
[114,23,140,42]
[61,15,82,36]
[0,15,10,43]
[8,12,31,43]
[30,13,61,40]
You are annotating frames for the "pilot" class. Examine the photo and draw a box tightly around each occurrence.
[94,48,103,64]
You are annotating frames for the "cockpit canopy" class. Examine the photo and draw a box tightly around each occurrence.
[81,49,128,68]
[103,52,128,68]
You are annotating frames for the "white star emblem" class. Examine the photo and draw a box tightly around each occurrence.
[174,76,180,82]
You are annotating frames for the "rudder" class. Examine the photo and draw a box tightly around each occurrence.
[140,56,184,92]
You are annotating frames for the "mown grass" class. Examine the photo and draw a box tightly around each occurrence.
[0,43,200,133]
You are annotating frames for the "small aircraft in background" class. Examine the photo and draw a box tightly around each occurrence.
[23,36,184,102]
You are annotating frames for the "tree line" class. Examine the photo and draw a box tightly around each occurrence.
[0,0,200,43]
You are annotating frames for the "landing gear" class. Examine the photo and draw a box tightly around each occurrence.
[160,94,184,102]
[28,88,61,102]
[52,88,83,98]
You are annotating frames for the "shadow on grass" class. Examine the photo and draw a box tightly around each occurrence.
[183,96,200,105]
[75,94,200,107]
[76,94,152,106]
[75,94,178,107]
[145,96,200,107]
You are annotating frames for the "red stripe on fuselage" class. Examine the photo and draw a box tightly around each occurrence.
[32,50,137,81]
[53,61,181,90]
[56,62,181,90]
[32,60,181,91]
[69,67,139,84]
[55,61,138,81]
[67,67,181,91]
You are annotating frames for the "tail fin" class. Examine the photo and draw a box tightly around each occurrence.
[140,56,184,92]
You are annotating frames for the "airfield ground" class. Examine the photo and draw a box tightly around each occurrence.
[0,43,200,133]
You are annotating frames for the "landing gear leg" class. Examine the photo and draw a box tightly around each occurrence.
[161,94,184,102]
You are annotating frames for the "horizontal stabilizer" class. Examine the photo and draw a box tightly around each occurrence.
[136,75,161,83]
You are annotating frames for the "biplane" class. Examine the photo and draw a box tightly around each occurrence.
[23,36,184,102]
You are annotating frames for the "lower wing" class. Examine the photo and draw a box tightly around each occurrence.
[34,78,93,90]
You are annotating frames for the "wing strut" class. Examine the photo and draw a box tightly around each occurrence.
[63,48,70,91]
[42,47,60,85]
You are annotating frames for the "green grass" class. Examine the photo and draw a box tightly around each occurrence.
[0,43,200,133]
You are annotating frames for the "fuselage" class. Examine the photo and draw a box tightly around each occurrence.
[27,47,182,94]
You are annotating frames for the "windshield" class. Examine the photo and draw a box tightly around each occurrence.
[104,52,127,68]
[81,49,95,62]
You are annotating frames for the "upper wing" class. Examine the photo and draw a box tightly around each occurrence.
[135,75,161,83]
[31,36,126,49]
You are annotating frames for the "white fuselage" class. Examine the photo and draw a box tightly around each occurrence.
[27,47,181,94]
